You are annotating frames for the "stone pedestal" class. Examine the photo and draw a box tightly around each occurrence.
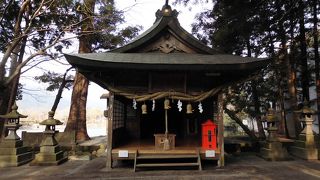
[30,130,68,166]
[288,117,318,160]
[259,127,291,161]
[0,124,33,167]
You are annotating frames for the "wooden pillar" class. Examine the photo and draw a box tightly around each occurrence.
[217,92,225,167]
[106,92,114,170]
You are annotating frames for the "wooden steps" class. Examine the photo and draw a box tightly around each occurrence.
[133,150,202,172]
[136,154,198,159]
[136,163,200,167]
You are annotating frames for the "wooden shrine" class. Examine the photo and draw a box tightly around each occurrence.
[65,2,270,170]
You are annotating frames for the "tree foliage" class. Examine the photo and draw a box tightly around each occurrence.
[175,0,320,139]
[35,71,73,91]
[0,0,141,140]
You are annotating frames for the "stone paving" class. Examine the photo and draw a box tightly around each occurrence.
[0,153,320,180]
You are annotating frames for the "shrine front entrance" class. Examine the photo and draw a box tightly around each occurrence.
[109,94,221,154]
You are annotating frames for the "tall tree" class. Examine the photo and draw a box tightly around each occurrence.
[298,0,309,101]
[174,0,313,139]
[64,0,140,142]
[311,0,320,134]
[65,0,96,141]
[64,0,95,142]
[0,0,140,141]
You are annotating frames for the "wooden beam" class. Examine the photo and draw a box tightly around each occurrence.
[217,92,225,167]
[106,92,114,170]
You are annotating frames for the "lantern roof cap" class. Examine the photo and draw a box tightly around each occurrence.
[0,102,27,119]
[294,100,317,115]
[40,111,63,126]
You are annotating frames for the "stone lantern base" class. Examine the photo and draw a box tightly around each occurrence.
[259,140,292,161]
[0,139,33,167]
[30,144,68,166]
[288,134,319,160]
[258,127,292,161]
[30,131,68,166]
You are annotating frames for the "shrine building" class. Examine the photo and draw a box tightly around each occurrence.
[65,2,270,170]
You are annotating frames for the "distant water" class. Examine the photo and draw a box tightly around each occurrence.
[17,124,106,138]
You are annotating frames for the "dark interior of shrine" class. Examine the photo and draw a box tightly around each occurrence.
[112,95,217,148]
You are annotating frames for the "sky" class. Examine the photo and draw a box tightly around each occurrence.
[18,0,212,121]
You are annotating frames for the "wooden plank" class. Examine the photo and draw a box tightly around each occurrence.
[106,92,114,170]
[136,163,199,167]
[137,155,198,159]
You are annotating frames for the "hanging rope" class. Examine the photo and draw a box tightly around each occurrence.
[106,85,224,102]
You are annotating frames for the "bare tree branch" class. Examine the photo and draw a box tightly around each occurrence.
[4,31,64,85]
[0,0,31,80]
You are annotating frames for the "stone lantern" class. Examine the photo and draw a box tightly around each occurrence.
[289,100,318,160]
[30,111,68,165]
[1,102,27,140]
[0,102,33,167]
[259,108,290,161]
[294,101,316,136]
[265,108,279,142]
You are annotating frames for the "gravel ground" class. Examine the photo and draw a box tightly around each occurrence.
[0,153,320,180]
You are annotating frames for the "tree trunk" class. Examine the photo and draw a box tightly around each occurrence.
[286,1,300,138]
[7,36,27,113]
[251,81,266,139]
[65,71,90,142]
[312,0,320,134]
[0,1,29,140]
[0,89,10,141]
[275,1,289,136]
[65,0,95,142]
[51,68,73,112]
[298,0,309,101]
[224,108,258,141]
[247,35,265,139]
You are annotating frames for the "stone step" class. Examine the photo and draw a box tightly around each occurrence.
[0,146,30,155]
[34,151,64,161]
[288,146,318,160]
[30,156,68,166]
[0,152,33,167]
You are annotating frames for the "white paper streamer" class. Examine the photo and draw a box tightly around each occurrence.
[177,100,182,112]
[133,99,137,109]
[152,99,155,111]
[198,102,203,113]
